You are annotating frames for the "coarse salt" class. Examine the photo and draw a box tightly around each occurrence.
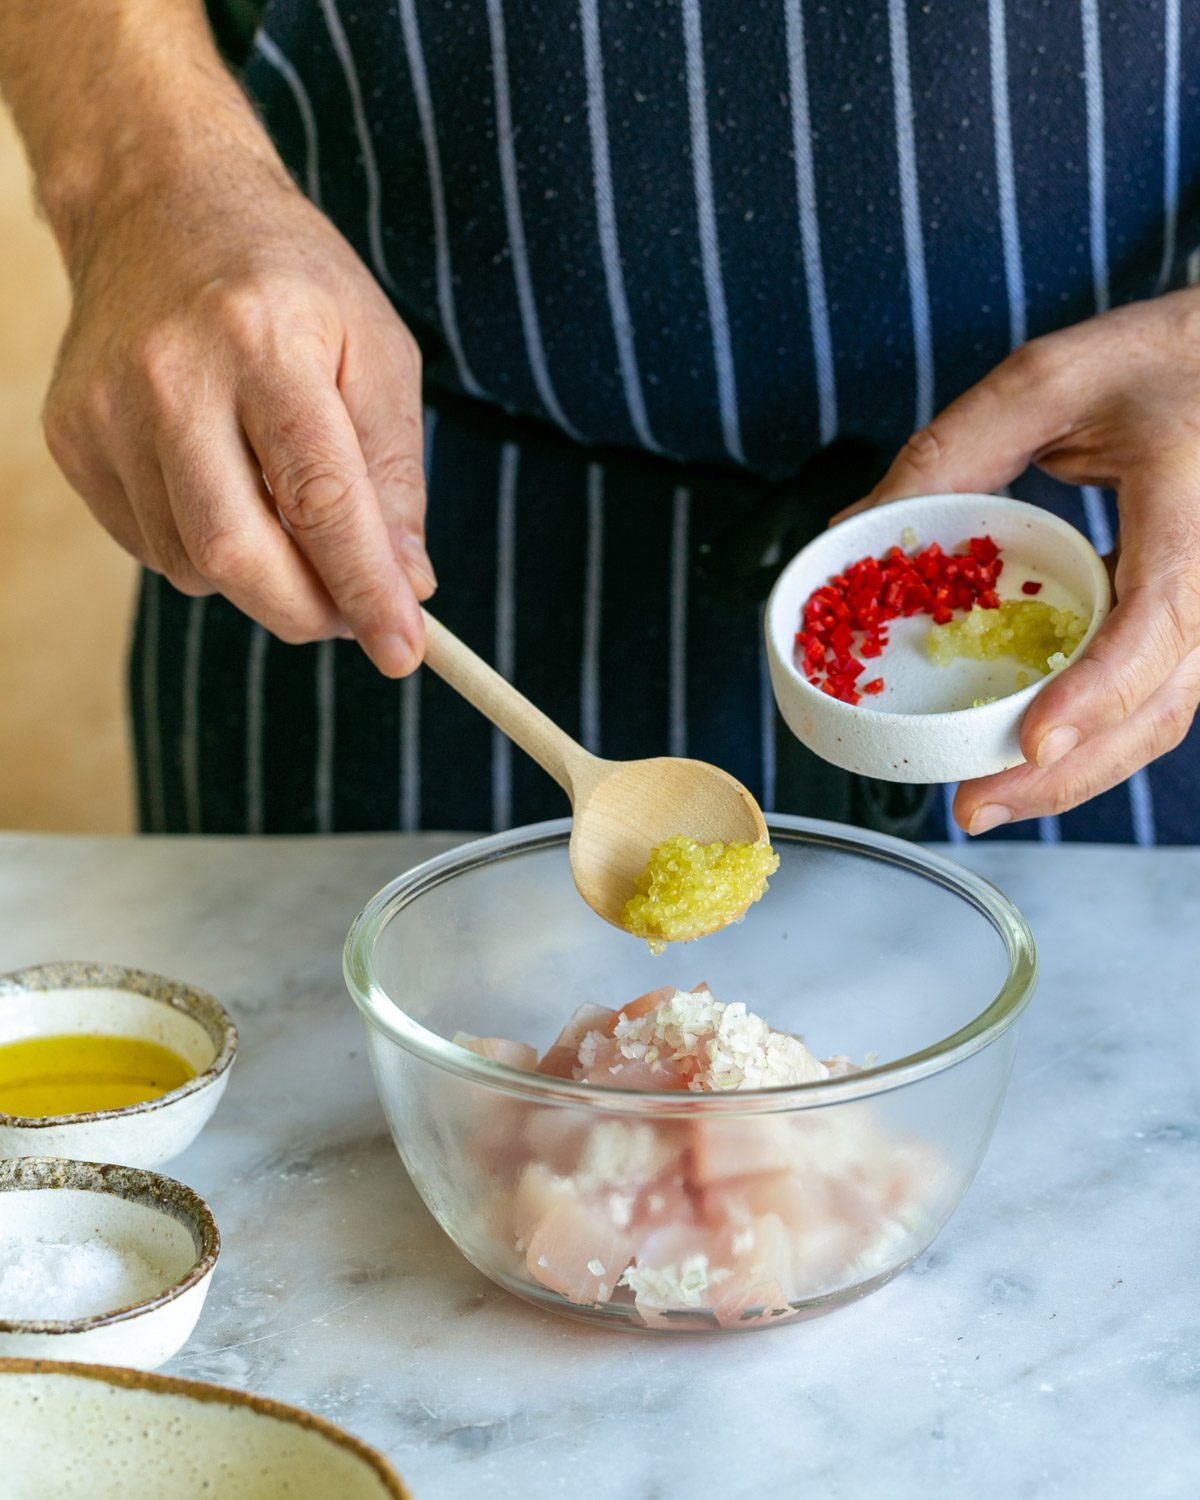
[0,1236,164,1322]
[613,989,829,1091]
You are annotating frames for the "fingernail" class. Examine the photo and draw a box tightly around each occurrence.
[968,804,1012,837]
[399,533,438,590]
[1037,725,1081,769]
[375,632,417,677]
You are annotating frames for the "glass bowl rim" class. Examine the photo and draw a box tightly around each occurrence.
[343,814,1038,1114]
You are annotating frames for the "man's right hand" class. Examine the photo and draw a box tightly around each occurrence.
[4,0,432,676]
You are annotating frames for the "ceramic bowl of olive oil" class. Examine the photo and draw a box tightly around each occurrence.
[0,963,237,1168]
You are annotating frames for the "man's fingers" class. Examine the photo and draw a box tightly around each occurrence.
[338,323,436,599]
[156,405,344,644]
[955,647,1200,830]
[42,421,156,569]
[831,341,1083,525]
[1017,467,1200,766]
[107,436,214,597]
[240,366,425,675]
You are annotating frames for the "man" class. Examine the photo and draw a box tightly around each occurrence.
[2,0,1197,839]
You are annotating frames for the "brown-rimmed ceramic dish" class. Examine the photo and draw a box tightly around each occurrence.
[0,1358,410,1499]
[0,961,238,1167]
[0,1157,219,1369]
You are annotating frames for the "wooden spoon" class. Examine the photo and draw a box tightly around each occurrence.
[421,611,768,934]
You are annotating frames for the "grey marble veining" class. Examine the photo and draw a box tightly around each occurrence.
[0,833,1196,1498]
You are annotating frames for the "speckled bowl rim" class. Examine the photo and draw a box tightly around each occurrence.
[0,1357,411,1498]
[0,962,238,1128]
[0,1157,219,1335]
[344,814,1039,1114]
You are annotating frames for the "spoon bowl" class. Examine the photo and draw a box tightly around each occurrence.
[568,756,768,932]
[419,612,769,934]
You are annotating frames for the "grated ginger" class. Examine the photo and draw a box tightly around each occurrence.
[621,835,780,950]
[926,599,1087,675]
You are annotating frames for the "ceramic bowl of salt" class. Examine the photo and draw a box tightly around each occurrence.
[765,493,1112,783]
[0,961,238,1168]
[0,1157,219,1370]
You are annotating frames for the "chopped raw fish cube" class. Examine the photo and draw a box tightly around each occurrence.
[453,1033,538,1069]
[688,1116,796,1185]
[536,1004,616,1078]
[512,1162,578,1245]
[525,1196,633,1304]
[599,985,677,1037]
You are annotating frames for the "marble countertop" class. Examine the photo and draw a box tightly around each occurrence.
[0,833,1195,1498]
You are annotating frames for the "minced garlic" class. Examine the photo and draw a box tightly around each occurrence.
[926,599,1087,674]
[621,834,779,950]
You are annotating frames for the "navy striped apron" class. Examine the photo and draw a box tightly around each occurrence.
[130,1,1200,843]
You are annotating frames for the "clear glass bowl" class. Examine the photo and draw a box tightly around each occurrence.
[344,816,1037,1334]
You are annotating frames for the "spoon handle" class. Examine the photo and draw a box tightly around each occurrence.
[420,610,594,797]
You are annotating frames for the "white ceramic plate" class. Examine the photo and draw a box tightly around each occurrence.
[0,962,237,1167]
[765,493,1111,782]
[0,1157,218,1370]
[0,1359,409,1499]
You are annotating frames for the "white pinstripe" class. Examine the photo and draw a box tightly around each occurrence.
[255,32,321,206]
[141,573,166,833]
[1081,486,1156,845]
[314,638,336,834]
[758,614,777,813]
[397,0,483,396]
[580,0,661,452]
[492,443,520,831]
[245,625,268,834]
[1080,0,1110,314]
[888,0,935,431]
[783,0,837,446]
[181,596,207,835]
[1156,0,1182,294]
[485,0,583,440]
[400,406,437,832]
[317,0,393,288]
[987,0,1026,349]
[581,463,604,755]
[669,486,690,758]
[681,0,746,466]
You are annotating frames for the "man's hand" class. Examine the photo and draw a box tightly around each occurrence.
[3,0,431,675]
[847,290,1200,833]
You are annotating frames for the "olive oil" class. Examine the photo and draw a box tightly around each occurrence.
[0,1034,195,1117]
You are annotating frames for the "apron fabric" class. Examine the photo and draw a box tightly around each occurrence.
[130,0,1200,842]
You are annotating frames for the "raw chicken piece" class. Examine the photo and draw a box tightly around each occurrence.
[536,1003,615,1078]
[453,1033,538,1070]
[525,1195,633,1304]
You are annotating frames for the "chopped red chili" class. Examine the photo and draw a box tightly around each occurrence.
[797,534,1004,703]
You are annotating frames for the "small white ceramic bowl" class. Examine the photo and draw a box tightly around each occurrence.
[0,962,237,1168]
[0,1157,219,1370]
[0,1358,410,1498]
[765,493,1111,783]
